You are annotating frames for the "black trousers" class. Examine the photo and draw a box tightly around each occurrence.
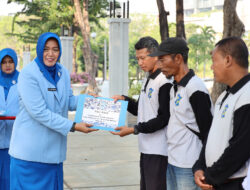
[214,177,244,190]
[140,153,168,190]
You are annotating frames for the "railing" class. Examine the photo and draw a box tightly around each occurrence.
[0,116,16,120]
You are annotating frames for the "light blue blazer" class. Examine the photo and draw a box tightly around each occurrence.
[0,84,19,149]
[9,60,78,164]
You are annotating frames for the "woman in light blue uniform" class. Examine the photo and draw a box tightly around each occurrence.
[0,48,19,190]
[9,32,97,190]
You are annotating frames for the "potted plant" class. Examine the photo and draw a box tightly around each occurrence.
[70,72,91,95]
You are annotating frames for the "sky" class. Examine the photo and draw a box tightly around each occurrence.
[0,0,24,16]
[0,0,167,16]
[1,0,249,31]
[0,0,177,23]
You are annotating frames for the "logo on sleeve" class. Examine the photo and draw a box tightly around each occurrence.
[221,104,229,118]
[175,94,182,106]
[148,88,154,98]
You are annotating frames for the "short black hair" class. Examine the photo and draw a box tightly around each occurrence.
[134,36,159,53]
[215,37,249,68]
[180,52,188,64]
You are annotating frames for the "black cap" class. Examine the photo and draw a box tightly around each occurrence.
[149,37,189,57]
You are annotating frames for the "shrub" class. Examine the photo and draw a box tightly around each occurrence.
[70,72,91,84]
[128,82,142,98]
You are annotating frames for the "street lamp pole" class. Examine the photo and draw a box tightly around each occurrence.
[108,0,131,96]
[104,39,107,81]
[60,25,74,73]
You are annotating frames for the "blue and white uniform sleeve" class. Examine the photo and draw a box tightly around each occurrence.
[193,104,250,186]
[18,70,73,136]
[135,83,172,133]
[68,83,78,111]
[203,104,250,186]
[189,91,213,143]
[123,95,139,116]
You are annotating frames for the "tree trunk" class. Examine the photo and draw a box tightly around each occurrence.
[223,0,245,38]
[156,0,169,41]
[73,0,98,93]
[72,31,78,73]
[211,0,245,103]
[176,0,186,39]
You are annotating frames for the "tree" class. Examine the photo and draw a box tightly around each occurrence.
[211,0,245,103]
[0,16,27,66]
[223,0,244,38]
[72,31,80,73]
[185,23,199,39]
[8,0,108,92]
[176,0,186,39]
[72,0,109,92]
[128,13,160,82]
[188,26,215,77]
[156,0,169,41]
[73,0,98,92]
[8,0,74,43]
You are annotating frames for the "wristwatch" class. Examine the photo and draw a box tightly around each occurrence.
[133,125,139,135]
[70,122,76,132]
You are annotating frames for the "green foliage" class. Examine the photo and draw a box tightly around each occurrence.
[127,14,159,81]
[129,13,159,42]
[78,18,109,73]
[128,14,159,80]
[185,23,199,39]
[7,0,109,75]
[168,23,177,37]
[7,0,74,43]
[0,16,37,68]
[88,0,109,28]
[0,16,22,50]
[1,2,220,83]
[187,26,216,78]
[127,14,177,83]
[90,20,109,73]
[128,82,142,98]
[7,0,109,43]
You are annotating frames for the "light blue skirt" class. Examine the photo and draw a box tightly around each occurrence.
[0,149,10,190]
[10,157,63,190]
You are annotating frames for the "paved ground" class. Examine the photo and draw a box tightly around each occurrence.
[64,113,140,190]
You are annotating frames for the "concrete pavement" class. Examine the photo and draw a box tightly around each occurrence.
[64,113,140,190]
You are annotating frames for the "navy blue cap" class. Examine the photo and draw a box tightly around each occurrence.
[149,37,189,57]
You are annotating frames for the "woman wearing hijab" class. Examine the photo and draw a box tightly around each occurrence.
[0,48,19,190]
[9,32,97,190]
